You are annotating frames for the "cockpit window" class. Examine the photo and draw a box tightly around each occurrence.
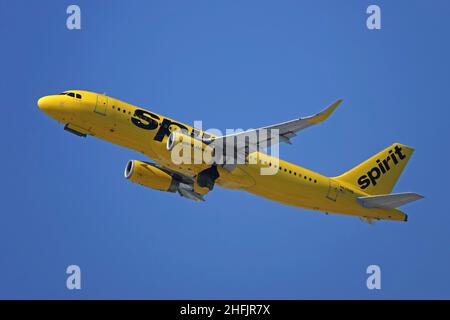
[59,92,82,99]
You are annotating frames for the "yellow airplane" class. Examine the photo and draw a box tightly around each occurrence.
[37,90,423,223]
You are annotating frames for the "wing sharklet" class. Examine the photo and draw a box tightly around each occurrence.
[303,99,343,124]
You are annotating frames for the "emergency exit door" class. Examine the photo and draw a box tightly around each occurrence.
[95,94,108,115]
[326,180,340,201]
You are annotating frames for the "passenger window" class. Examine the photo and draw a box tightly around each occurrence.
[67,92,75,97]
[76,94,82,99]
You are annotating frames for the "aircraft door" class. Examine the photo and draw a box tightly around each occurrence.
[95,94,108,115]
[327,179,340,201]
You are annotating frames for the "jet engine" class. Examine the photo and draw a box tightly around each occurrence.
[124,160,177,192]
[166,130,215,165]
[166,130,192,152]
[124,160,208,201]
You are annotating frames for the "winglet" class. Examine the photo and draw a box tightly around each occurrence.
[305,99,343,124]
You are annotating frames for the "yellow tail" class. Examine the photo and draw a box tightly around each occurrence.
[334,143,415,195]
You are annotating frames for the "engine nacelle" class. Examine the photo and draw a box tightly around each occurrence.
[166,130,215,164]
[124,160,177,192]
[166,130,191,151]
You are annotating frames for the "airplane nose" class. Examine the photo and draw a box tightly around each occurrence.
[37,96,51,111]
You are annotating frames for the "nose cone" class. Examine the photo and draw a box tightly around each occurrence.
[37,96,52,112]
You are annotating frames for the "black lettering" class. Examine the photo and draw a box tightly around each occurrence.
[382,157,391,171]
[376,159,386,173]
[154,118,188,142]
[389,150,398,165]
[131,109,159,130]
[394,145,406,160]
[358,175,371,189]
[367,167,381,186]
[358,146,408,190]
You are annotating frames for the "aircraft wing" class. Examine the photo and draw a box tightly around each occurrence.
[210,99,342,167]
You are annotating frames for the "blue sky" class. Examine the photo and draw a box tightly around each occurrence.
[0,0,449,299]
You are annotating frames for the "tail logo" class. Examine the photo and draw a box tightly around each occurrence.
[357,146,406,189]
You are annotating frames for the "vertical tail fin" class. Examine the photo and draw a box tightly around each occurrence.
[334,143,414,195]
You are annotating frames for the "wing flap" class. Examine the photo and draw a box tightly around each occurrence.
[177,183,205,202]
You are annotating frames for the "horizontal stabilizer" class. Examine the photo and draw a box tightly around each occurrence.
[357,192,423,209]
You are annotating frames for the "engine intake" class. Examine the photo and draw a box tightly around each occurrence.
[166,130,197,151]
[166,130,215,165]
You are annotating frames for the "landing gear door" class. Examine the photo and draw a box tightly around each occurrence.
[327,179,339,201]
[95,94,108,115]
